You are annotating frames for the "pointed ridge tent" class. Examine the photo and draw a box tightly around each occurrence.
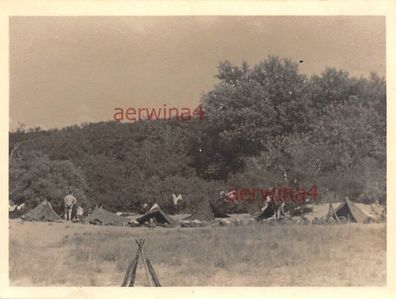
[329,198,376,223]
[87,206,128,226]
[137,204,177,227]
[209,199,230,218]
[21,200,62,222]
[255,203,275,221]
[184,198,215,221]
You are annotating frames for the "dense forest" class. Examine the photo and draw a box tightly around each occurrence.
[9,56,386,215]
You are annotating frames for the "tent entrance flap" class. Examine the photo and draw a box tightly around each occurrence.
[137,205,177,226]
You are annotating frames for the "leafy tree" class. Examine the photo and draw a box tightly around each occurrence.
[198,56,312,179]
[9,151,90,213]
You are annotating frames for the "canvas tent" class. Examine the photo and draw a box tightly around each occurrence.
[255,203,275,221]
[137,204,177,227]
[185,198,215,221]
[328,198,376,223]
[87,206,128,226]
[209,199,230,218]
[21,200,62,222]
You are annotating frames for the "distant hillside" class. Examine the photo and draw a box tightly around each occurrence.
[9,57,386,213]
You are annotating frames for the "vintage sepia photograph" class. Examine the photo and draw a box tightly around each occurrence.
[7,15,386,287]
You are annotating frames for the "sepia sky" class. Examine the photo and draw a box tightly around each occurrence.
[10,16,385,130]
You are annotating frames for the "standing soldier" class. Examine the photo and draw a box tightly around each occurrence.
[64,191,77,221]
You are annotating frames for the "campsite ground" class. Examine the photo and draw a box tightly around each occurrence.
[9,218,386,286]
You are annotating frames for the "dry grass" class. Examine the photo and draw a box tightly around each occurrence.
[9,220,386,286]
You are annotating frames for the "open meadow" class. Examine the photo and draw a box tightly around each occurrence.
[9,219,386,286]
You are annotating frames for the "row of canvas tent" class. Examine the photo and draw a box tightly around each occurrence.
[18,200,128,225]
[18,198,223,226]
[17,197,378,225]
[18,200,178,226]
[255,197,379,224]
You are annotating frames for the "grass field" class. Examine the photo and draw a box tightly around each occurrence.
[9,219,386,286]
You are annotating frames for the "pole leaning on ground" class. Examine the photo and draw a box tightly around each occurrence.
[121,248,140,287]
[122,238,161,287]
[136,239,153,287]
